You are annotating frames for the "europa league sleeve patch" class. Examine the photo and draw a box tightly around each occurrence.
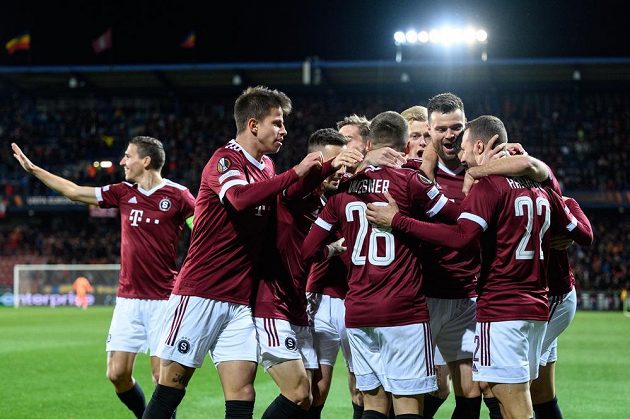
[217,157,232,173]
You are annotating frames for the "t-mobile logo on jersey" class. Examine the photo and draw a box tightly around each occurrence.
[129,209,161,226]
[129,209,144,226]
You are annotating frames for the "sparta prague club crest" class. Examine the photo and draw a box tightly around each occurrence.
[159,198,172,211]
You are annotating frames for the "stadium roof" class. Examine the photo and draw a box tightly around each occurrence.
[2,57,630,92]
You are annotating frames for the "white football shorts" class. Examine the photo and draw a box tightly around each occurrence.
[427,297,477,363]
[473,320,547,384]
[540,288,577,366]
[347,322,437,396]
[106,297,169,355]
[255,317,318,371]
[311,294,353,372]
[155,294,258,368]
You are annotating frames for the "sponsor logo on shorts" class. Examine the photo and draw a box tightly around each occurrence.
[107,334,111,343]
[284,337,297,351]
[177,338,191,354]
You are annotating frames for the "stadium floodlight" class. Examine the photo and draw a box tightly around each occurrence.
[394,26,488,46]
[476,29,488,43]
[393,25,488,61]
[405,30,418,44]
[100,161,113,168]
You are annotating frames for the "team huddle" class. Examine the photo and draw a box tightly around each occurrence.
[12,87,593,419]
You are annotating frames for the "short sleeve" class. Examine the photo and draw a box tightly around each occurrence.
[207,148,249,203]
[97,183,123,209]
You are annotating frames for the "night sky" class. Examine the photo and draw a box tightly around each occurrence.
[1,0,628,66]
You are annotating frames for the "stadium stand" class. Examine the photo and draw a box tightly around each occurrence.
[1,68,629,306]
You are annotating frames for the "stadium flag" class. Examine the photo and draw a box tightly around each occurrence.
[180,31,196,49]
[92,28,112,54]
[5,32,31,55]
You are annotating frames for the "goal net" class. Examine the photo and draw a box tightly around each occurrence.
[622,289,630,318]
[13,264,120,308]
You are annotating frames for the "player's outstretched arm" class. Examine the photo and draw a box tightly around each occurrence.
[224,151,323,211]
[284,149,362,200]
[11,143,98,205]
[467,155,549,183]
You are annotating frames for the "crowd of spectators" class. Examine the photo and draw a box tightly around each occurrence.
[1,88,628,294]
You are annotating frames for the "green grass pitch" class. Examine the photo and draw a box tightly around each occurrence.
[1,308,628,418]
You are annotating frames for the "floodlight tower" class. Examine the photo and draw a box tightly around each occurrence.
[393,26,489,62]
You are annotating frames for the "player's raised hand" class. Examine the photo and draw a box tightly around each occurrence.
[11,143,37,173]
[366,191,400,228]
[480,135,508,165]
[332,148,363,170]
[294,151,323,177]
[363,147,406,169]
[506,142,528,156]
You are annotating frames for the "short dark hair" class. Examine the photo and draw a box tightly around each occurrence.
[368,111,408,152]
[234,86,292,134]
[336,114,370,138]
[427,92,465,122]
[462,115,508,149]
[129,136,165,171]
[308,128,348,152]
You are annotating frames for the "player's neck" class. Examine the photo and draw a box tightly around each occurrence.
[235,136,264,162]
[136,171,163,191]
[439,157,461,172]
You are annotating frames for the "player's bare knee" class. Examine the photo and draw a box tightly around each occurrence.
[233,383,256,401]
[106,365,132,387]
[283,376,313,408]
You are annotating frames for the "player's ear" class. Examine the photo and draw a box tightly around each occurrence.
[143,155,152,169]
[366,140,373,152]
[248,118,258,135]
[475,139,485,155]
